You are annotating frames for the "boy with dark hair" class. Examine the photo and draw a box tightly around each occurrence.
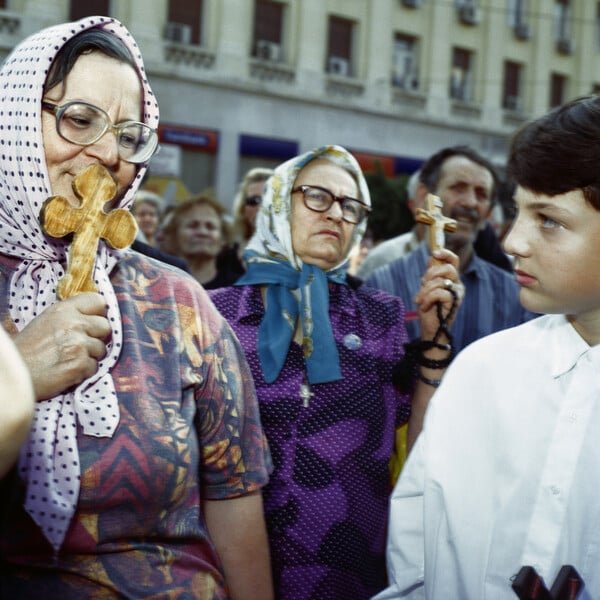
[375,96,600,598]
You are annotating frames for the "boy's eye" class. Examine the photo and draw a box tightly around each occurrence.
[540,214,559,229]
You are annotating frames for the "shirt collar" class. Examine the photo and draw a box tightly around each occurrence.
[547,315,595,378]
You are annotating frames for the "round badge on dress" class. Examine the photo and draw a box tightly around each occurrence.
[343,333,362,350]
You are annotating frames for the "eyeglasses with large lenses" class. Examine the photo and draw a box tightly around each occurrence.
[244,195,262,207]
[292,185,370,224]
[42,100,159,164]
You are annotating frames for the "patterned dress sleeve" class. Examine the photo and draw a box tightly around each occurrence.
[115,254,271,501]
[194,292,271,498]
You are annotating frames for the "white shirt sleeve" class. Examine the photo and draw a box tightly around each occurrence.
[373,433,427,599]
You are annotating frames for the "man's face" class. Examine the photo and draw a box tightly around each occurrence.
[434,155,494,253]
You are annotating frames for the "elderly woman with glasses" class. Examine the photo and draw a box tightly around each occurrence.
[0,17,273,599]
[210,145,464,599]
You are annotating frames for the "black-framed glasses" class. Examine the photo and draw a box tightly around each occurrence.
[245,195,262,207]
[42,100,159,164]
[292,184,370,224]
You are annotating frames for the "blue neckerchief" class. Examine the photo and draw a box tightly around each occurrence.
[235,253,347,384]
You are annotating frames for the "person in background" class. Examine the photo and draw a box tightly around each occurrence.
[0,17,273,599]
[375,94,600,600]
[365,145,533,356]
[131,190,190,272]
[356,170,422,279]
[161,194,244,289]
[132,189,163,247]
[210,145,464,599]
[231,167,274,258]
[0,326,34,479]
[357,166,513,281]
[346,227,374,275]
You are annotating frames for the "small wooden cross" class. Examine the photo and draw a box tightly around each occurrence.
[512,565,584,600]
[415,193,457,264]
[40,164,138,299]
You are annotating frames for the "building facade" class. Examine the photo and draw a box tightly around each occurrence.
[0,0,598,209]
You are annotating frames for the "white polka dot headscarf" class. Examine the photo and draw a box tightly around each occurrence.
[0,17,159,552]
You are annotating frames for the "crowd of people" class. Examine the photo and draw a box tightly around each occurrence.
[1,13,600,600]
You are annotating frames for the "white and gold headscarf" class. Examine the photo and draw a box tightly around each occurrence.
[237,145,371,384]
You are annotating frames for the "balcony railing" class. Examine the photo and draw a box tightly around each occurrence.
[164,42,215,70]
[249,58,295,84]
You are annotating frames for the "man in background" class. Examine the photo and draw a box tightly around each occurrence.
[365,145,532,355]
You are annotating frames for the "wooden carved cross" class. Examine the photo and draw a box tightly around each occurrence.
[512,565,584,600]
[415,193,457,264]
[40,164,138,299]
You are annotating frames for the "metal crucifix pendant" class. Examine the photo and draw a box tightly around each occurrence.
[299,382,314,408]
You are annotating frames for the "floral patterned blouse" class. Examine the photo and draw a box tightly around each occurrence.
[0,251,270,599]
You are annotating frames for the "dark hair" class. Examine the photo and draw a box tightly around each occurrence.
[43,28,135,94]
[507,95,600,210]
[419,145,500,204]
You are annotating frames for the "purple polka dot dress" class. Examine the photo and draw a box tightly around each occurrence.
[210,282,411,599]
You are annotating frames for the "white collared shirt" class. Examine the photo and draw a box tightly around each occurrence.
[376,314,600,599]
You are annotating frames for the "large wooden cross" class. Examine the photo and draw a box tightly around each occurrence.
[40,164,138,299]
[512,565,584,600]
[415,193,457,264]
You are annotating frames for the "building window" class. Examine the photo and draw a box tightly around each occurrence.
[252,1,284,61]
[554,0,571,41]
[70,0,110,21]
[392,33,419,90]
[550,73,567,107]
[502,61,522,111]
[326,16,354,77]
[450,47,473,102]
[596,3,600,50]
[506,0,529,25]
[165,0,203,45]
[455,0,480,25]
[509,0,531,40]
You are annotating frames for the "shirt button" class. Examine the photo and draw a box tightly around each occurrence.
[550,485,560,496]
